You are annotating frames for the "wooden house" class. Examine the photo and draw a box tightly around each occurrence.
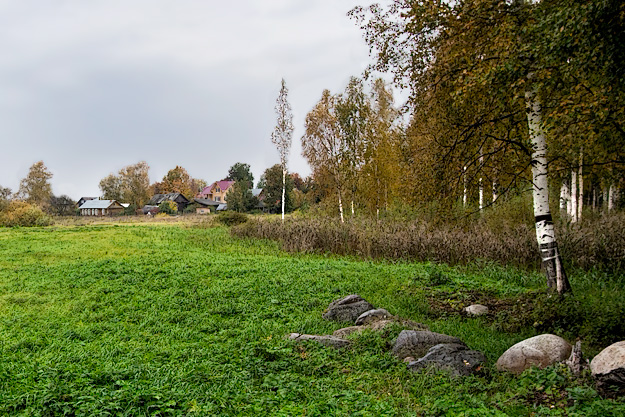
[197,181,235,203]
[79,199,124,216]
[193,198,220,214]
[148,193,190,212]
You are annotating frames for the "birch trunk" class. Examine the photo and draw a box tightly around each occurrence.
[525,87,571,295]
[492,180,498,204]
[281,168,286,221]
[577,150,583,222]
[463,166,468,208]
[570,169,578,223]
[478,154,484,211]
[560,181,569,213]
[609,184,617,211]
[338,192,344,223]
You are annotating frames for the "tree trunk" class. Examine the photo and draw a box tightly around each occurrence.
[560,180,569,213]
[338,192,344,223]
[281,168,286,221]
[609,184,617,210]
[478,154,484,211]
[525,87,571,295]
[463,165,468,208]
[570,169,578,223]
[577,149,583,222]
[492,180,498,204]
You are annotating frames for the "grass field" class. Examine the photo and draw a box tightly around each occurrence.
[0,222,623,416]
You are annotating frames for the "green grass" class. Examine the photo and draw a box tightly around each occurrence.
[0,224,623,416]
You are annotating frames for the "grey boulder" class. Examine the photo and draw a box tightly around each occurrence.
[392,330,466,360]
[590,341,625,396]
[322,294,375,323]
[288,333,350,349]
[463,304,489,316]
[496,334,572,374]
[355,308,393,325]
[408,343,486,376]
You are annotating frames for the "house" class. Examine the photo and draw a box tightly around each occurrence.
[197,180,235,203]
[147,193,190,212]
[252,188,267,211]
[193,198,220,214]
[78,199,124,216]
[77,197,97,207]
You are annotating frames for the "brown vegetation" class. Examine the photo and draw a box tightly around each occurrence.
[231,212,625,274]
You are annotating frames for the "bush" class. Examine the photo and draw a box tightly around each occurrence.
[0,201,54,227]
[217,211,248,226]
[158,201,178,215]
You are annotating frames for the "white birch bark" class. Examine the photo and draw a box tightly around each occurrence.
[281,168,286,221]
[577,149,583,221]
[560,180,569,213]
[525,86,571,294]
[609,184,617,210]
[570,169,577,223]
[478,154,484,211]
[338,190,344,223]
[492,180,498,204]
[463,165,468,208]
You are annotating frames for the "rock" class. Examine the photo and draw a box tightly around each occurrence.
[288,333,350,349]
[463,304,489,316]
[392,330,466,360]
[408,343,486,377]
[355,308,393,325]
[332,325,364,338]
[333,318,429,339]
[322,294,375,323]
[496,334,572,374]
[590,341,625,397]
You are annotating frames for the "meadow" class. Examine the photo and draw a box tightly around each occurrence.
[0,221,624,416]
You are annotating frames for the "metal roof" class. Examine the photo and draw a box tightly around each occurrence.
[194,198,220,206]
[78,200,122,209]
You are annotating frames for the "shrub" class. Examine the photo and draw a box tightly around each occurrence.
[0,201,54,227]
[158,201,177,215]
[217,211,248,226]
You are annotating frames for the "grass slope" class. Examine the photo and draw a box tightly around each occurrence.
[0,224,623,416]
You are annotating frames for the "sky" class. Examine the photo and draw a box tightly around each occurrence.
[0,0,381,198]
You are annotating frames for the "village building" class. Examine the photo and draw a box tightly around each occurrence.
[147,193,190,212]
[77,197,97,207]
[193,198,220,214]
[78,199,124,216]
[197,180,235,203]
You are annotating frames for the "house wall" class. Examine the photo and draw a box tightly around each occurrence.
[196,207,210,214]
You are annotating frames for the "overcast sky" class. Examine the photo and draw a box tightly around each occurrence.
[0,0,383,198]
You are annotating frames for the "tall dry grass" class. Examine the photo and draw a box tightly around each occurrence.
[231,212,625,274]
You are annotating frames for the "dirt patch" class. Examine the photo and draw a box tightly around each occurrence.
[426,289,540,320]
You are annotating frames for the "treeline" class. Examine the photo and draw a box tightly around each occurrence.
[296,0,624,222]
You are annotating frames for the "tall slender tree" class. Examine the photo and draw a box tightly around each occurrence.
[18,161,53,209]
[271,79,294,221]
[302,90,346,222]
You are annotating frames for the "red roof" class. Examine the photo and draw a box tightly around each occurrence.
[200,180,235,195]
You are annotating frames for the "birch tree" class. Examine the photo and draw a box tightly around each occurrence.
[302,90,346,222]
[350,0,582,293]
[271,79,294,221]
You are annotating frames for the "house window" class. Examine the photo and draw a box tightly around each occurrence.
[216,196,220,202]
